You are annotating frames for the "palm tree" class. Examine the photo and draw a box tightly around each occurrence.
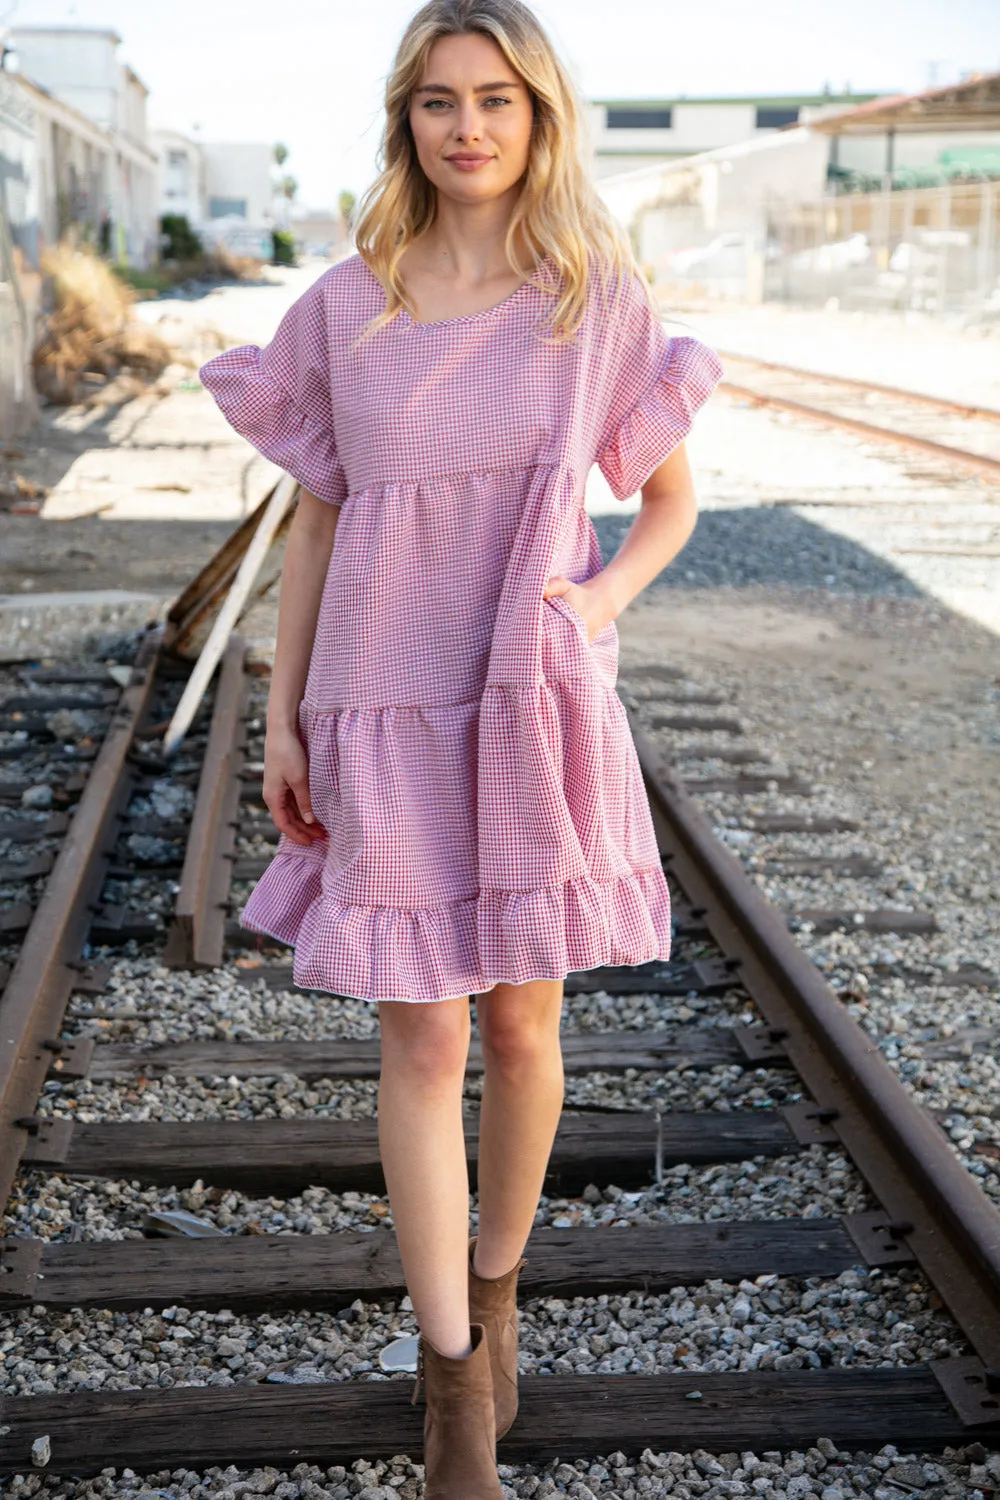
[272,145,292,226]
[338,189,356,238]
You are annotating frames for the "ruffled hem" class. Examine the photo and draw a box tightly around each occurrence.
[237,862,672,1003]
[596,335,723,502]
[199,344,348,506]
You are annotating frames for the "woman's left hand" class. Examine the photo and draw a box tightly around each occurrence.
[543,574,618,644]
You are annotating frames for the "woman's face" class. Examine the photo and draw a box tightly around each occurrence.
[408,31,534,205]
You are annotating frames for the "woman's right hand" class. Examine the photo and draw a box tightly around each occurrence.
[262,723,327,847]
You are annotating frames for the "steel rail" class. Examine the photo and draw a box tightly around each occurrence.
[163,634,249,969]
[719,351,1000,424]
[632,722,1000,1371]
[717,380,1000,480]
[0,627,162,1212]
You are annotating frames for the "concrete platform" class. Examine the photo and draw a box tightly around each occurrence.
[0,588,166,658]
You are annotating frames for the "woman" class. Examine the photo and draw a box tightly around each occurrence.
[199,2,721,1493]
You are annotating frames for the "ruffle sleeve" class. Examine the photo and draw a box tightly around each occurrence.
[198,269,348,506]
[594,272,723,502]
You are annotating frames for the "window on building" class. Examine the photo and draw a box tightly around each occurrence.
[606,108,673,129]
[755,107,800,129]
[167,150,187,168]
[209,196,248,219]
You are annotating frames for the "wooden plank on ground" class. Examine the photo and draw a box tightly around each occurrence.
[0,1368,990,1473]
[793,909,938,935]
[642,690,729,705]
[0,1219,859,1312]
[88,1027,747,1082]
[743,814,859,833]
[23,1110,799,1196]
[765,856,882,877]
[685,775,811,795]
[620,663,686,681]
[679,745,772,764]
[649,714,743,733]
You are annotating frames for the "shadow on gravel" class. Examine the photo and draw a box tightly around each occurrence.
[591,507,923,598]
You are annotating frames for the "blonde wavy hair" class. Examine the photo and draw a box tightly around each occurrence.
[351,0,660,346]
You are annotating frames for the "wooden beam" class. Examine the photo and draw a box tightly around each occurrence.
[163,477,296,755]
[22,1110,800,1196]
[793,909,937,935]
[0,1369,990,1474]
[87,1027,750,1082]
[0,1219,861,1313]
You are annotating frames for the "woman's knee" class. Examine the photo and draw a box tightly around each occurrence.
[479,1003,560,1080]
[379,998,470,1087]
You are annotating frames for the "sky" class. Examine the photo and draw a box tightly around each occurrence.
[4,0,999,211]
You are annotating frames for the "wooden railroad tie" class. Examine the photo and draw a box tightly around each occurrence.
[0,1369,994,1474]
[17,1108,815,1197]
[0,1216,915,1314]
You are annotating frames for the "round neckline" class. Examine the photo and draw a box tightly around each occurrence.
[363,253,553,329]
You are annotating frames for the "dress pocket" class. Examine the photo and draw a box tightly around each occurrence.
[541,594,619,684]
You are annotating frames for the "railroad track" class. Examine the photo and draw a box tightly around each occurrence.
[0,586,999,1474]
[717,351,1000,487]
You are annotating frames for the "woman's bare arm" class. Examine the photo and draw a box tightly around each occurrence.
[264,488,341,844]
[543,443,698,637]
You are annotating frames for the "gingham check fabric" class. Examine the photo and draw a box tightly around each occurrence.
[199,253,721,1002]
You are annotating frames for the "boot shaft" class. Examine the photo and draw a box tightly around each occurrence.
[468,1235,526,1442]
[419,1322,504,1500]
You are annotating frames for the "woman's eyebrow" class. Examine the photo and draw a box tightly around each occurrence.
[413,80,522,95]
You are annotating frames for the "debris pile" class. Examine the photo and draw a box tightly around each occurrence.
[32,243,174,405]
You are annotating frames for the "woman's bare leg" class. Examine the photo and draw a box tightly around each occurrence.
[377,996,473,1358]
[474,979,565,1278]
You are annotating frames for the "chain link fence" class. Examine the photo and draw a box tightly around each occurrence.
[763,181,1000,317]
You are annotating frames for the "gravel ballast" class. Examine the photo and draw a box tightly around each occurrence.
[2,289,999,1490]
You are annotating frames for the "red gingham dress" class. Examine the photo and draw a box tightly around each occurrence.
[199,253,722,1003]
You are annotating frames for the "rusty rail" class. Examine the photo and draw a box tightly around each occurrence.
[0,628,161,1211]
[163,634,250,969]
[719,351,1000,424]
[718,380,1000,481]
[633,721,1000,1396]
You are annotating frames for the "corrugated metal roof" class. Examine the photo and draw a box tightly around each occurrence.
[810,72,1000,135]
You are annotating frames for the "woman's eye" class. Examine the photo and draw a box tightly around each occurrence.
[421,97,512,109]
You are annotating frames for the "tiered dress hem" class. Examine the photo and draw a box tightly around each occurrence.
[239,859,671,1004]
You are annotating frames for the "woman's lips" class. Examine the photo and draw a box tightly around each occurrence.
[446,155,494,171]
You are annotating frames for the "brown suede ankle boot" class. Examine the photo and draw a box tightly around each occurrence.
[413,1322,503,1499]
[467,1235,527,1440]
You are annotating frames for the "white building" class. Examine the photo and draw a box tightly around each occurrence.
[599,127,831,299]
[201,142,274,225]
[149,133,275,256]
[5,26,158,266]
[151,126,204,226]
[289,211,348,257]
[599,127,831,236]
[588,92,881,179]
[809,73,1000,186]
[598,74,1000,309]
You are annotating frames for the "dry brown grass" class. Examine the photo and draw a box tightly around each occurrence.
[157,246,265,285]
[33,243,174,404]
[202,244,264,281]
